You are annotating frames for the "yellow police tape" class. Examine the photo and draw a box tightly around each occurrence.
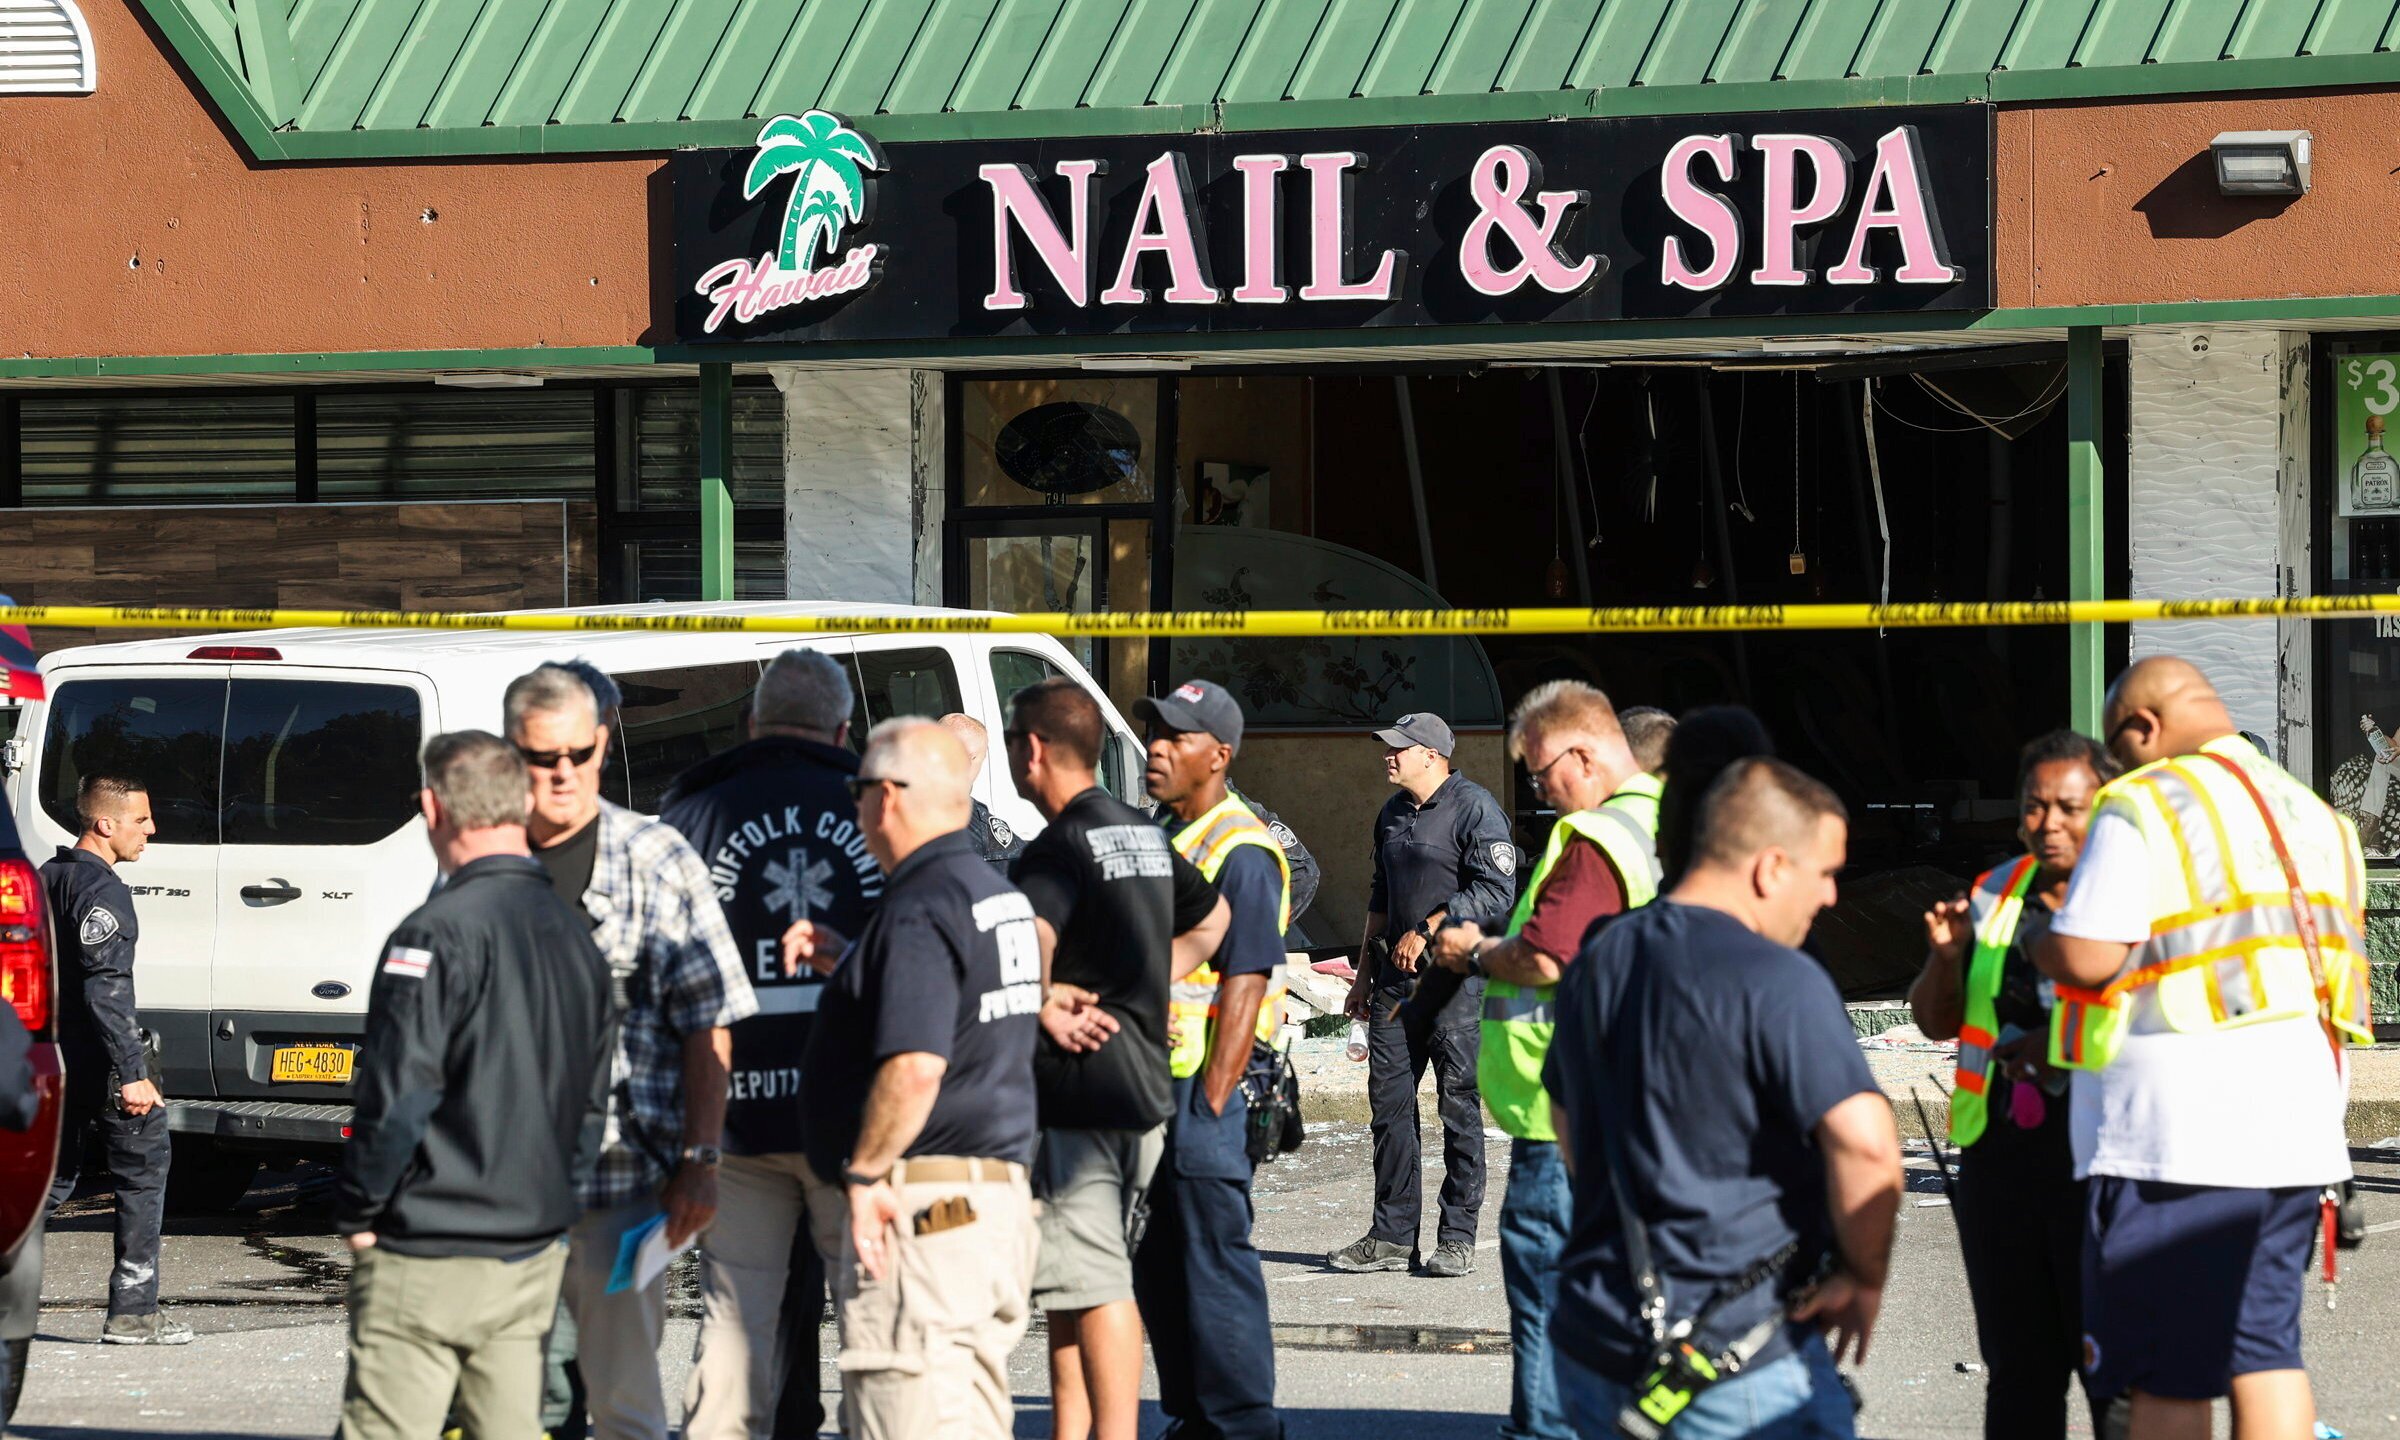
[4,596,2400,639]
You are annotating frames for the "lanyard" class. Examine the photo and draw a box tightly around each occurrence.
[2194,751,2343,1072]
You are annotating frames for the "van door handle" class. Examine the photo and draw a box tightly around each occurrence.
[241,882,302,904]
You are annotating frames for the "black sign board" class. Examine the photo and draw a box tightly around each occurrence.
[670,104,1992,347]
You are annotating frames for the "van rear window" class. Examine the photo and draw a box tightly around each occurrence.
[40,677,422,847]
[38,679,227,845]
[221,680,422,846]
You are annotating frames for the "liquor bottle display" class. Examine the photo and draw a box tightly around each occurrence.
[2355,414,2400,512]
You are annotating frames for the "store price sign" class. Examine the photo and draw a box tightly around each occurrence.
[2337,354,2400,519]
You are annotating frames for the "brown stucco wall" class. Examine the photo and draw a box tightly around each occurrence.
[0,1,658,360]
[1998,88,2400,309]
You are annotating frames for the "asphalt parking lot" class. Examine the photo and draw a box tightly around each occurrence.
[18,1118,2400,1438]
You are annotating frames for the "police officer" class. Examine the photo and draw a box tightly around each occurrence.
[661,649,882,1440]
[1332,712,1513,1279]
[1135,679,1289,1440]
[941,712,1026,869]
[1912,731,2119,1440]
[2037,659,2372,1440]
[41,775,189,1345]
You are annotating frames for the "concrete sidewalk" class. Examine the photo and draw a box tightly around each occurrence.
[1295,1024,2400,1139]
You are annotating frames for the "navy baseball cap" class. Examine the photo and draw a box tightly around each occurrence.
[1135,678,1245,751]
[1375,712,1455,758]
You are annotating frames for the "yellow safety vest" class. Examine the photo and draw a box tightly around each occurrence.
[2049,735,2372,1073]
[1481,773,1663,1142]
[1950,856,2038,1148]
[1167,794,1292,1081]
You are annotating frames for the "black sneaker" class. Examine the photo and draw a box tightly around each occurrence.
[1325,1235,1414,1272]
[101,1311,194,1346]
[1421,1242,1476,1277]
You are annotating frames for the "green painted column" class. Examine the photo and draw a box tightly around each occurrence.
[699,362,735,602]
[2066,326,2105,735]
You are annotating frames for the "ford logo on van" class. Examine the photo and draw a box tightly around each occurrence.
[311,982,352,1001]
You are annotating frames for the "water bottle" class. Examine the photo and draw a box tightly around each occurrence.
[1345,1019,1369,1062]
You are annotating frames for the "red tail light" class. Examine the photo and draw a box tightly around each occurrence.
[0,860,48,1034]
[188,646,281,661]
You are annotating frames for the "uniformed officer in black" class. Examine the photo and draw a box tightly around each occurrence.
[40,774,189,1344]
[1331,713,1516,1279]
[940,712,1027,870]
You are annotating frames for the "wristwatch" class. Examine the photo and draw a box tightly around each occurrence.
[1465,939,1490,979]
[842,1164,891,1189]
[680,1144,722,1169]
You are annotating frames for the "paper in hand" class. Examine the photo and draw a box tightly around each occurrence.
[604,1211,695,1295]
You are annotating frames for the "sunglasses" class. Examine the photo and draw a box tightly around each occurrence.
[517,741,600,769]
[845,775,911,799]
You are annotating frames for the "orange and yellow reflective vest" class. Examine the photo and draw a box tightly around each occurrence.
[2048,735,2372,1073]
[1166,794,1292,1081]
[1949,855,2038,1147]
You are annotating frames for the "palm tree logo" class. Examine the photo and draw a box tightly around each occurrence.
[744,110,885,274]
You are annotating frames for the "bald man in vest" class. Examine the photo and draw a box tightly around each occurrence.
[1431,680,1663,1440]
[2038,658,2370,1440]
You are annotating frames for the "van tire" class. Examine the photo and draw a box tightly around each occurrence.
[165,1140,258,1215]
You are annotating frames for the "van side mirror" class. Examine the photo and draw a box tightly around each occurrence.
[1107,732,1152,812]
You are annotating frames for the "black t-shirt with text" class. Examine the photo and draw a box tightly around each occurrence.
[661,736,884,1156]
[800,830,1042,1181]
[1011,788,1218,1131]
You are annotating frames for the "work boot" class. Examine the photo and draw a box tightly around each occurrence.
[1420,1242,1476,1278]
[101,1311,194,1346]
[1326,1235,1413,1272]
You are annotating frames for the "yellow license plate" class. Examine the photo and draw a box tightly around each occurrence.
[271,1045,354,1084]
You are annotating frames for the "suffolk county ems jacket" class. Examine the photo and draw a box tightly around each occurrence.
[659,735,884,1157]
[333,855,614,1258]
[40,847,147,1094]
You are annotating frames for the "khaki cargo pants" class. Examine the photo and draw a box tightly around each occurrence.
[801,1156,1039,1440]
[338,1240,568,1440]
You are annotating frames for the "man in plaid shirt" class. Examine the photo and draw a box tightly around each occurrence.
[505,664,757,1440]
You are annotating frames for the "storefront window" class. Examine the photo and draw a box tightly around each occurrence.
[318,390,596,500]
[21,393,296,505]
[959,378,1157,507]
[2319,343,2400,860]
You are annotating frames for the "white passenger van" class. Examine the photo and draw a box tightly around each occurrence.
[2,602,1148,1207]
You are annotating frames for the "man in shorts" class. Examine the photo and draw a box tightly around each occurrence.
[1004,677,1228,1440]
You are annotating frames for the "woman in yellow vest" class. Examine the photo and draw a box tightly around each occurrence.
[1910,731,2119,1440]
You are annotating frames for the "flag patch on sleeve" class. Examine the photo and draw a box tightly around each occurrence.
[382,945,433,979]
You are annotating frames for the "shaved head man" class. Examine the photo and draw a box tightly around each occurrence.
[2039,659,2366,1440]
[942,712,1027,869]
[2099,657,2238,770]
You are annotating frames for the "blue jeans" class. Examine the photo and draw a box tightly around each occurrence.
[1555,1338,1857,1440]
[1499,1138,1573,1439]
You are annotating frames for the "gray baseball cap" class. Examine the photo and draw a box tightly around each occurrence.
[1135,678,1245,751]
[1375,712,1455,758]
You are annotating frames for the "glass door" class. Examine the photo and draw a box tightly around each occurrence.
[957,518,1120,704]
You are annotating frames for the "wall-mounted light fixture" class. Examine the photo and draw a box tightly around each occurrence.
[2209,130,2312,197]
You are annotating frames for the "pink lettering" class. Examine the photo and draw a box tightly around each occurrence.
[1101,152,1220,305]
[1749,135,1850,287]
[1659,134,1743,292]
[980,160,1102,310]
[1826,126,1958,286]
[695,246,881,334]
[1298,152,1401,303]
[1231,154,1290,304]
[1458,145,1599,297]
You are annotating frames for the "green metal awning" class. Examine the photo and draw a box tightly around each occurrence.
[148,0,2400,162]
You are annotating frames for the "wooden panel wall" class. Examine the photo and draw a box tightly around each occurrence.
[0,500,599,653]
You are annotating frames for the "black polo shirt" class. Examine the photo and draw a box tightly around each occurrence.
[1366,773,1518,1022]
[799,830,1042,1183]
